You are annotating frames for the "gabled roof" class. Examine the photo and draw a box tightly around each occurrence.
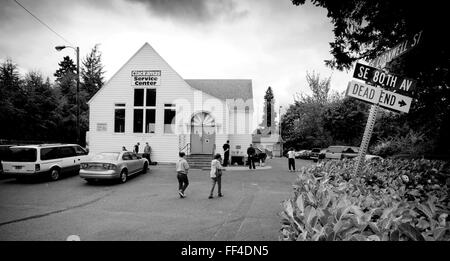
[185,79,253,101]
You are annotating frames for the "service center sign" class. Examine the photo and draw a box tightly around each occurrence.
[131,70,161,86]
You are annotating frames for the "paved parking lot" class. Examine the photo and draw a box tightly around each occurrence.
[0,157,313,241]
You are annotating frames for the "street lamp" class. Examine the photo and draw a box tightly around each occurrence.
[55,45,80,145]
[279,105,283,157]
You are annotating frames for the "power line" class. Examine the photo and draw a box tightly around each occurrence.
[13,0,73,46]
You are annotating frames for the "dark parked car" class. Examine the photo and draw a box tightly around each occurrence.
[310,148,321,162]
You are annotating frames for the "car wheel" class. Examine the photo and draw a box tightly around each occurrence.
[142,162,148,174]
[49,168,60,181]
[119,170,127,183]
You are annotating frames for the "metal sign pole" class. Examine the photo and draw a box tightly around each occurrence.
[354,103,379,175]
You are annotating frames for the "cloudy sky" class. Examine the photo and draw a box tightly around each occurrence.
[0,0,352,117]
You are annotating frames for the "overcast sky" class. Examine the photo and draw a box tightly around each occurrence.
[0,0,352,117]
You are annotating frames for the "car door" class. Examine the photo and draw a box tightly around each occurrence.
[58,146,77,173]
[72,145,88,171]
[129,153,141,174]
[122,152,133,173]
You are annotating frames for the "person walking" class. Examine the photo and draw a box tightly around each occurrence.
[209,153,224,199]
[122,146,127,151]
[247,144,256,170]
[144,142,152,163]
[133,142,140,154]
[222,140,230,167]
[176,152,190,198]
[287,147,296,172]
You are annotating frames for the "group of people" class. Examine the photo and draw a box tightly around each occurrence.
[176,152,224,199]
[176,140,269,199]
[223,140,265,170]
[121,142,152,163]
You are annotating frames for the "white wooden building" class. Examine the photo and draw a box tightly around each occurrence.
[87,43,254,163]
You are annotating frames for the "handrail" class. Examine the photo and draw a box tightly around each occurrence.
[180,143,191,156]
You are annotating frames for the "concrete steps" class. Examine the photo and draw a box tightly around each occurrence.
[186,154,213,169]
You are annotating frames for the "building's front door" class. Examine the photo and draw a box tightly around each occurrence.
[190,112,215,154]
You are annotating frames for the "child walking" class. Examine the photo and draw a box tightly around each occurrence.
[176,152,190,198]
[287,147,296,172]
[209,153,225,199]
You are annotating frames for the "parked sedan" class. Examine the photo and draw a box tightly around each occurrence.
[294,150,311,159]
[79,151,148,183]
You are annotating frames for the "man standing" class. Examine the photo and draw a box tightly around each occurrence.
[247,144,256,170]
[287,147,296,172]
[134,142,140,154]
[144,142,152,163]
[176,152,190,198]
[222,140,230,167]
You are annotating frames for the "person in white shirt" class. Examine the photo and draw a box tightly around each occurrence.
[209,153,225,199]
[287,147,296,172]
[176,152,190,198]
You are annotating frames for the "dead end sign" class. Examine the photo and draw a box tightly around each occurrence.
[378,88,412,113]
[346,80,381,105]
[346,80,413,113]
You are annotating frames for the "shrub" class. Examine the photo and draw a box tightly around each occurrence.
[280,159,450,241]
[371,131,433,158]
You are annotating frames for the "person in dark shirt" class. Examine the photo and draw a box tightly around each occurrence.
[134,142,140,154]
[222,140,230,167]
[247,144,256,170]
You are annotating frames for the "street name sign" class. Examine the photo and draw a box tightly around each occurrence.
[346,80,413,113]
[378,88,412,113]
[353,62,416,93]
[371,30,423,69]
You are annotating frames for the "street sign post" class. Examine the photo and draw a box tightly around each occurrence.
[351,30,422,175]
[353,62,416,93]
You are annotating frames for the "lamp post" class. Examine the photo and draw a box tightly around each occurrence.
[279,105,283,157]
[55,45,80,145]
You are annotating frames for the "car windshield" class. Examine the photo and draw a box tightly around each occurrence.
[92,152,120,161]
[5,148,37,162]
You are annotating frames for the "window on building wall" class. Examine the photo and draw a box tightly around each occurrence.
[133,89,156,133]
[114,103,125,133]
[164,104,176,134]
[233,106,238,135]
[134,89,144,106]
[133,109,143,133]
[245,106,250,134]
[145,109,155,133]
[146,89,156,107]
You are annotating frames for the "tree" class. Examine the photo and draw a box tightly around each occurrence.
[258,86,277,135]
[0,59,26,140]
[295,71,332,104]
[322,98,369,146]
[291,0,450,153]
[81,44,105,99]
[22,72,58,140]
[54,56,78,143]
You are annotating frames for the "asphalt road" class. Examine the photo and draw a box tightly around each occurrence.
[0,157,313,241]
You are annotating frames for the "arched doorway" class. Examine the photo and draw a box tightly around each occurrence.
[191,112,215,154]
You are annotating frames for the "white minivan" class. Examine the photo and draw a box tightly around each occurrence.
[1,144,90,181]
